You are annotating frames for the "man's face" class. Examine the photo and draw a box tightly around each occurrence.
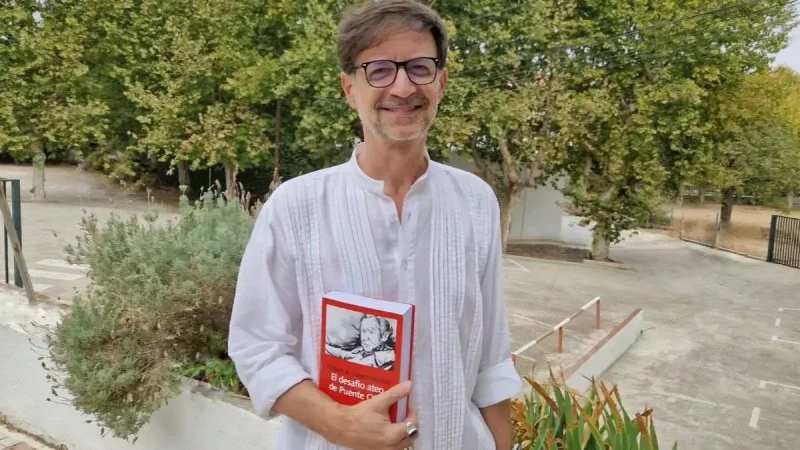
[342,29,448,144]
[360,317,385,352]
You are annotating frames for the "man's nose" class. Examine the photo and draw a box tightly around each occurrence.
[388,68,417,98]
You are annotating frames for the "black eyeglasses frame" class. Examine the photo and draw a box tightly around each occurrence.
[356,57,441,88]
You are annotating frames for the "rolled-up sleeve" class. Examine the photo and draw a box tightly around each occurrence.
[228,188,311,420]
[472,186,523,409]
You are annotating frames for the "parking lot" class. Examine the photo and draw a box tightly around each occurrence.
[502,233,800,449]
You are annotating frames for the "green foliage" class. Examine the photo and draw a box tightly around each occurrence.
[699,67,800,211]
[183,358,247,397]
[512,370,678,450]
[46,189,260,440]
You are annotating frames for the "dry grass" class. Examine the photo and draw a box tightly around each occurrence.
[650,203,800,259]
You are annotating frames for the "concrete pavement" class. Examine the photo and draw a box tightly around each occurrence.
[1,163,178,302]
[503,231,800,450]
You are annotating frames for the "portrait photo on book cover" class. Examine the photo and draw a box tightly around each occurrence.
[325,304,397,371]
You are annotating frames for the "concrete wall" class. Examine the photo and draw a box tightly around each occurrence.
[565,309,644,393]
[0,314,281,450]
[507,183,566,243]
[446,153,571,244]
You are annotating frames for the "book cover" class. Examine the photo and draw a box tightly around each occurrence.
[319,291,415,423]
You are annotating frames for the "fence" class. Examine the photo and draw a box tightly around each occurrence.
[0,178,23,287]
[767,215,800,269]
[512,296,601,359]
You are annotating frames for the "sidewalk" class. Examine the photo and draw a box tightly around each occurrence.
[0,424,55,449]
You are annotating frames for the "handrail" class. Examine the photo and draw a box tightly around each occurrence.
[0,178,22,288]
[512,296,602,361]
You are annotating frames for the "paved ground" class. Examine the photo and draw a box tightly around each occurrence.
[0,423,54,449]
[1,163,177,302]
[504,232,800,450]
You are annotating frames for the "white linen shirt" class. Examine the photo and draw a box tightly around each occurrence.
[228,143,522,450]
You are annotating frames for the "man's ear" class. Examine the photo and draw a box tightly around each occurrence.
[437,68,448,103]
[341,71,357,109]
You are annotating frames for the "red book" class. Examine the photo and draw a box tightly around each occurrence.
[319,291,415,422]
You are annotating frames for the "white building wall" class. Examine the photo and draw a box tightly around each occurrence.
[446,153,572,244]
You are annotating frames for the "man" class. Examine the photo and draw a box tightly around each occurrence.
[227,0,521,449]
[325,315,396,370]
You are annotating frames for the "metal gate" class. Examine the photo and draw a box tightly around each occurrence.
[0,178,23,287]
[767,215,800,269]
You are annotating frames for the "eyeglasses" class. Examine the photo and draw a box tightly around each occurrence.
[358,57,441,88]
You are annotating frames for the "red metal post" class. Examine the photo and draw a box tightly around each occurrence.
[596,299,601,329]
[557,327,563,353]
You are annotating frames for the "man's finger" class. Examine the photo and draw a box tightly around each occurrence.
[366,381,412,410]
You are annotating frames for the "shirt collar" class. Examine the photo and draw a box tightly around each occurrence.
[346,141,433,195]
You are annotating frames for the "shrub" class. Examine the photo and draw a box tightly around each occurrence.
[46,188,261,441]
[512,369,678,450]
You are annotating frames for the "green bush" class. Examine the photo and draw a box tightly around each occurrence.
[46,188,261,441]
[512,369,678,449]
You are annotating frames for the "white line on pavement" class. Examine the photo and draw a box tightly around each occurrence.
[505,258,531,273]
[779,307,800,312]
[508,313,553,328]
[772,335,800,345]
[759,380,800,392]
[33,283,53,292]
[24,269,84,281]
[775,318,781,327]
[34,258,90,273]
[652,390,735,409]
[749,407,760,429]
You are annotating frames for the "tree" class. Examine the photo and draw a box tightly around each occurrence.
[701,66,800,222]
[429,0,577,251]
[0,0,107,200]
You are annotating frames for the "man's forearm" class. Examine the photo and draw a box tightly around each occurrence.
[273,379,345,440]
[480,399,513,450]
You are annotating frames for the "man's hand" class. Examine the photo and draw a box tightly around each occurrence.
[327,381,419,450]
[480,399,513,450]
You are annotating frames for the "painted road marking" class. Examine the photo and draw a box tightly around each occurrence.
[34,259,90,273]
[749,407,760,429]
[509,313,553,328]
[504,258,530,272]
[772,335,800,345]
[759,380,800,392]
[652,390,735,409]
[12,269,84,281]
[33,283,53,292]
[779,308,800,312]
[775,318,781,327]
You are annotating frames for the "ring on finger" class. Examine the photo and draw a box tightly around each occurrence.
[406,421,418,438]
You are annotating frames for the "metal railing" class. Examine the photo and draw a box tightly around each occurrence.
[0,178,22,287]
[767,215,800,269]
[512,296,602,362]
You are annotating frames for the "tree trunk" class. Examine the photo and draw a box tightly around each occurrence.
[177,161,191,195]
[699,189,706,204]
[270,100,282,194]
[720,188,735,224]
[224,162,238,199]
[591,226,610,261]
[788,191,795,211]
[30,141,46,201]
[496,185,522,253]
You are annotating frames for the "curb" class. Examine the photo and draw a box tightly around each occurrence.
[505,253,634,271]
[563,308,644,393]
[679,238,766,262]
